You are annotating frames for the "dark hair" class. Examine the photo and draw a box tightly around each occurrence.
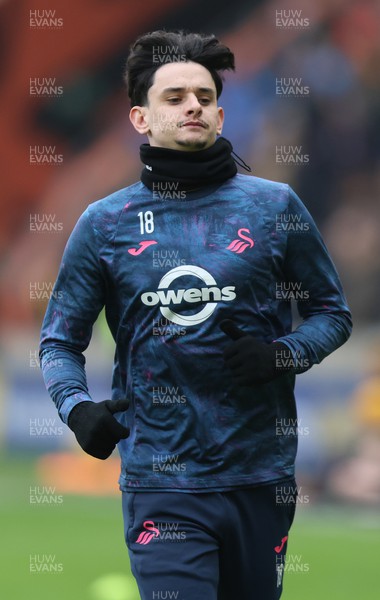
[125,30,235,106]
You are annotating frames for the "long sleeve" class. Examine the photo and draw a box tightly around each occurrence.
[38,176,352,491]
[39,209,107,424]
[276,187,352,371]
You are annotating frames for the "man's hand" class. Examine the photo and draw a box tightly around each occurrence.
[68,399,130,459]
[220,319,289,385]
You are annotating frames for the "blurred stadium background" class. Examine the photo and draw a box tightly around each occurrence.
[1,0,380,598]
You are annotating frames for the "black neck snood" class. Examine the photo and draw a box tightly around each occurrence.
[140,136,238,192]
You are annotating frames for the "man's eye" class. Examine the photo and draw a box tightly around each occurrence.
[167,97,181,103]
[199,98,211,104]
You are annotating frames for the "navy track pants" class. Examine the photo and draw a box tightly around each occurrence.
[122,479,297,600]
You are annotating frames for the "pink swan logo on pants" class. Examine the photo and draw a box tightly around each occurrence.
[226,228,254,254]
[136,520,160,545]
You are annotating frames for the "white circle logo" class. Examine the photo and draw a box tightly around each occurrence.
[141,265,236,326]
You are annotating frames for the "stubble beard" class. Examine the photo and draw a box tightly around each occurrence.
[175,138,209,150]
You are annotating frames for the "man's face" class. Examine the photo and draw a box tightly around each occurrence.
[130,61,224,151]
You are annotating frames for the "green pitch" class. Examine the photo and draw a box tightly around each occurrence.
[1,456,379,600]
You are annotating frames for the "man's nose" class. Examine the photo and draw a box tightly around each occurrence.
[184,94,202,115]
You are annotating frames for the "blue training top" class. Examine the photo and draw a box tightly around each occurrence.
[39,174,352,492]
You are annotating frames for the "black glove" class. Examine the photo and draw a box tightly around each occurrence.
[68,399,130,459]
[220,319,290,385]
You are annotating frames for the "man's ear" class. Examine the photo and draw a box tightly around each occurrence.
[129,106,150,135]
[216,106,224,135]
